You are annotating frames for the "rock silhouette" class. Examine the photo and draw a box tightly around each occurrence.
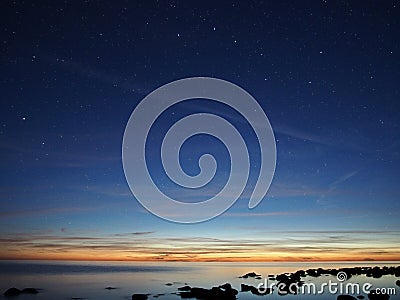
[239,271,261,278]
[179,283,238,299]
[241,283,270,295]
[4,287,39,297]
[4,288,22,297]
[236,266,398,297]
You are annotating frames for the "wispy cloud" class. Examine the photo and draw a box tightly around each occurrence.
[317,170,359,205]
[274,124,371,153]
[0,229,398,261]
[330,170,359,187]
[113,231,155,237]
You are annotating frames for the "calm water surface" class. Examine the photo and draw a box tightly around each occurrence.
[0,261,399,299]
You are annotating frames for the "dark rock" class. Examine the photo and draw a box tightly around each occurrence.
[396,280,400,287]
[276,273,290,281]
[180,287,209,299]
[274,273,302,295]
[369,267,383,279]
[165,283,173,286]
[4,288,22,296]
[240,284,251,292]
[21,288,39,294]
[105,287,116,290]
[239,271,261,278]
[4,287,39,296]
[338,268,352,280]
[132,294,148,300]
[357,296,365,299]
[307,269,319,277]
[178,285,192,291]
[219,283,238,296]
[241,283,270,295]
[179,284,238,299]
[265,265,399,285]
[337,295,357,300]
[219,283,233,291]
[293,269,306,278]
[368,290,390,300]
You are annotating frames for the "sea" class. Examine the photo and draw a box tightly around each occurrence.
[0,261,399,299]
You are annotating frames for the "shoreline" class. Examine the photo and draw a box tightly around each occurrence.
[2,265,399,299]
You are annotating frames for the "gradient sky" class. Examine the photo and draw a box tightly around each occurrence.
[0,1,399,261]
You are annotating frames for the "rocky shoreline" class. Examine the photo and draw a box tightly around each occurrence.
[3,265,399,299]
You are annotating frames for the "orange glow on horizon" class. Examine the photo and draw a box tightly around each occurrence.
[2,231,399,263]
[1,251,399,262]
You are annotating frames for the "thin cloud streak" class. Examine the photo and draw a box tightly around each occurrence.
[0,230,399,261]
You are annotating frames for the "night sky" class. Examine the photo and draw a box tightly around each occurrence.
[1,1,399,261]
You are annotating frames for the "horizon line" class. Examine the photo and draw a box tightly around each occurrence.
[1,258,399,263]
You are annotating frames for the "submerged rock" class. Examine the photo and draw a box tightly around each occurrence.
[179,283,238,299]
[4,288,22,297]
[4,287,39,297]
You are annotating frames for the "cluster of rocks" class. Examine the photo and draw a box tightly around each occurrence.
[238,266,399,298]
[238,271,262,279]
[3,266,399,299]
[301,266,400,279]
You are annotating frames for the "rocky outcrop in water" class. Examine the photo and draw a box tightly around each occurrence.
[179,283,238,299]
[3,287,39,297]
[239,271,261,278]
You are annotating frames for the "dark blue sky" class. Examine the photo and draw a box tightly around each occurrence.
[0,1,399,261]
